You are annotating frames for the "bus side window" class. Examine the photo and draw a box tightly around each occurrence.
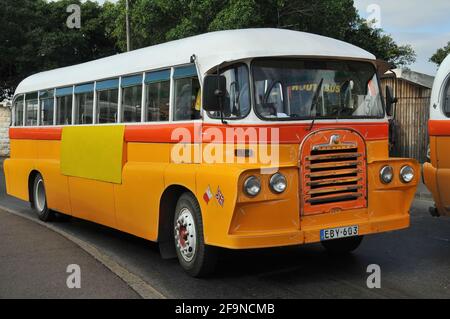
[145,69,170,122]
[444,80,450,117]
[56,87,73,125]
[96,79,119,124]
[39,90,54,126]
[173,65,201,121]
[25,92,38,126]
[74,84,94,125]
[121,75,143,123]
[13,95,24,126]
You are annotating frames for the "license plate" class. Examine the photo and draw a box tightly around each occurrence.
[320,225,359,241]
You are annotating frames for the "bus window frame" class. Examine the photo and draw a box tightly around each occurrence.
[172,64,201,122]
[25,92,39,127]
[144,69,172,123]
[74,85,95,125]
[12,94,25,127]
[442,77,450,118]
[250,57,386,122]
[206,62,252,121]
[95,79,120,124]
[55,90,74,126]
[38,89,55,126]
[120,74,144,124]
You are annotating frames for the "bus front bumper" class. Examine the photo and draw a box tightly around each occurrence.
[215,212,409,250]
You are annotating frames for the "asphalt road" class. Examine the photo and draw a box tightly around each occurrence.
[1,159,449,298]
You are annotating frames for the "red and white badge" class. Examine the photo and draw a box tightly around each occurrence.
[203,185,213,204]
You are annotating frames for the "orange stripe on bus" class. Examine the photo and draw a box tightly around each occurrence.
[202,122,388,144]
[9,122,388,143]
[10,127,63,140]
[429,120,450,136]
[124,123,199,143]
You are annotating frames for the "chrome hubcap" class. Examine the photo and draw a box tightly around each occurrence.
[175,208,197,262]
[35,179,46,212]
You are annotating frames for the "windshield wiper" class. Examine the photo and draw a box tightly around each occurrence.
[307,78,323,131]
[337,80,351,119]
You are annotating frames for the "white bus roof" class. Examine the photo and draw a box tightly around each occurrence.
[15,28,376,95]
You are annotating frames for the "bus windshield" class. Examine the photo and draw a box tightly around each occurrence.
[252,59,384,120]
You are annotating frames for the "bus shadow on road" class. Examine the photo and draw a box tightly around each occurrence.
[214,245,365,281]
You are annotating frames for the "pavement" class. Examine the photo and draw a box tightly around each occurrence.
[1,156,450,299]
[0,208,140,299]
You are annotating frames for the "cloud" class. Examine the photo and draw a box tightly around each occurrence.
[354,0,450,31]
[354,0,450,75]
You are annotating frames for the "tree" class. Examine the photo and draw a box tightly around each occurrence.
[0,0,117,101]
[1,0,417,100]
[106,0,415,68]
[430,42,450,67]
[345,18,416,68]
[0,0,42,100]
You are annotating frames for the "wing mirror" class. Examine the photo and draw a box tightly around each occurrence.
[202,75,227,112]
[385,85,398,117]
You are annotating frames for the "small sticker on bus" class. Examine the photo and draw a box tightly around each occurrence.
[215,187,225,207]
[203,185,213,204]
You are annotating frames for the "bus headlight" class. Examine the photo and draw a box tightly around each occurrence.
[400,165,415,183]
[269,173,287,194]
[243,176,261,197]
[380,166,394,184]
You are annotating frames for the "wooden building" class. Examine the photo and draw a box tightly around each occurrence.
[381,69,435,163]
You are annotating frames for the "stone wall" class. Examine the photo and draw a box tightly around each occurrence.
[0,106,11,156]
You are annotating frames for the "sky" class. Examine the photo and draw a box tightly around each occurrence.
[81,0,449,76]
[354,0,450,75]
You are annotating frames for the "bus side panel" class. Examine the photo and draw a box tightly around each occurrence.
[164,163,198,198]
[5,139,39,201]
[114,143,170,241]
[35,140,72,215]
[435,136,450,215]
[68,177,116,228]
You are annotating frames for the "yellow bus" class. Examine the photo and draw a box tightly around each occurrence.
[6,29,419,277]
[424,55,450,217]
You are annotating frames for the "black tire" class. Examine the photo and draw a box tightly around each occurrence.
[31,173,55,222]
[321,236,364,255]
[174,192,218,277]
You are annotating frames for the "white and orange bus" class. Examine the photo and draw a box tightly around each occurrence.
[6,29,419,277]
[424,55,450,216]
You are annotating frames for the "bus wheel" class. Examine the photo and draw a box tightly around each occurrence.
[32,173,54,222]
[174,193,217,277]
[321,236,364,255]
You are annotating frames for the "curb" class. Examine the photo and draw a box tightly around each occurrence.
[415,193,433,202]
[0,204,167,299]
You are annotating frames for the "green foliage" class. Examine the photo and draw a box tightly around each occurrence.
[0,0,417,100]
[430,42,450,66]
[0,0,117,100]
[107,0,415,67]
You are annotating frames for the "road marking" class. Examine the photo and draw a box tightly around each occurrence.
[0,204,167,299]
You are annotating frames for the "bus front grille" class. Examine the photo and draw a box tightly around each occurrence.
[300,130,367,216]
